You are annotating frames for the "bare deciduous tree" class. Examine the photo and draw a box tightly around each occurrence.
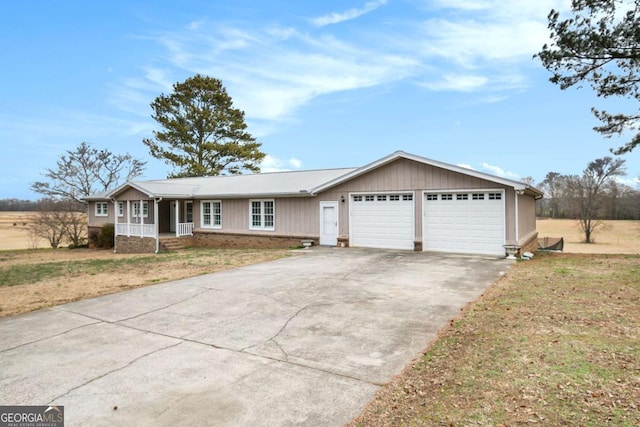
[29,199,88,249]
[565,157,626,243]
[31,142,146,206]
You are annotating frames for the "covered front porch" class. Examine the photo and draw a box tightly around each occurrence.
[113,198,195,253]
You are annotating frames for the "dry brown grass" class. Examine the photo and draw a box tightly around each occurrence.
[350,253,640,426]
[0,211,51,250]
[537,219,640,254]
[0,247,295,317]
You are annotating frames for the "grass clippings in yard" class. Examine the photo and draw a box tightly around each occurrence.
[350,253,640,427]
[0,247,295,317]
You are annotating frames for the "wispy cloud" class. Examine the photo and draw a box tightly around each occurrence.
[110,1,562,130]
[261,154,303,172]
[481,162,520,179]
[312,0,387,27]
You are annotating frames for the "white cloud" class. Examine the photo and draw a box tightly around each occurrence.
[421,74,489,92]
[261,155,303,172]
[312,0,387,27]
[110,0,563,129]
[480,162,520,179]
[615,176,640,188]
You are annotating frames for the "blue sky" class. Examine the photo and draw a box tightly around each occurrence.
[1,0,638,199]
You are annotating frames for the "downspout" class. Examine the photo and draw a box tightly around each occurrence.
[155,197,162,253]
[110,198,118,253]
[515,189,525,245]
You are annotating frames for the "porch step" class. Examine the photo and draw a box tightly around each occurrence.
[160,238,186,252]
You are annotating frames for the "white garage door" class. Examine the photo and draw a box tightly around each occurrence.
[422,191,505,256]
[350,193,414,250]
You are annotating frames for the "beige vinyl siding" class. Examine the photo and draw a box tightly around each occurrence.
[87,201,115,227]
[113,189,154,225]
[517,192,537,244]
[193,197,320,237]
[321,158,516,243]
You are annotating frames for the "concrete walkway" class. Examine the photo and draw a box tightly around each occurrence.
[0,248,511,426]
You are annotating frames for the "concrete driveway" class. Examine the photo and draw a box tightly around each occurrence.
[0,248,511,426]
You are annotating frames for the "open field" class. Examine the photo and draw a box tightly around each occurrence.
[0,211,52,250]
[351,252,640,426]
[536,219,640,254]
[0,247,295,317]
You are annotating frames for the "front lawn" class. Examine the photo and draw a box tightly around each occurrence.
[351,253,640,426]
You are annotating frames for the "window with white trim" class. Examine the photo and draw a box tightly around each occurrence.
[185,201,193,223]
[132,201,149,218]
[403,194,413,201]
[441,194,453,200]
[456,194,469,200]
[364,195,375,202]
[377,195,387,201]
[201,200,221,228]
[489,193,502,200]
[117,202,124,217]
[95,202,108,217]
[425,194,437,201]
[472,193,485,200]
[389,194,400,201]
[250,200,274,230]
[353,195,363,202]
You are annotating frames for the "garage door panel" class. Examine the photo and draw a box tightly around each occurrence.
[423,192,505,256]
[350,195,414,250]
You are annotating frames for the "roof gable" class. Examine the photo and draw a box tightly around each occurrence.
[309,151,543,197]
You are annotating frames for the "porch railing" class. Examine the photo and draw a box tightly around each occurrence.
[177,222,194,237]
[116,223,156,238]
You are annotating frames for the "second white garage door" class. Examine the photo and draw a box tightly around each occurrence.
[350,193,414,250]
[422,191,505,256]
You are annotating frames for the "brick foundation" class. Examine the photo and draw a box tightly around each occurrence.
[116,236,156,253]
[193,231,317,249]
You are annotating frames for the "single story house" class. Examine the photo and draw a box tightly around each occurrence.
[85,151,543,256]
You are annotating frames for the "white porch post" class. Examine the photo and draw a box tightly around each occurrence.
[140,199,144,238]
[175,200,180,237]
[154,198,160,253]
[126,200,131,237]
[112,199,118,253]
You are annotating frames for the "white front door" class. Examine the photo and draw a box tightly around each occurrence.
[319,202,338,246]
[170,201,176,232]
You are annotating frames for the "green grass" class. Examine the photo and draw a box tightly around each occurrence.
[0,255,162,287]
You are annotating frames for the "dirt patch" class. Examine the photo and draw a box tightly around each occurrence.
[0,247,296,317]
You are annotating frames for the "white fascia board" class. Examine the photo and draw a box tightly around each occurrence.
[106,181,156,199]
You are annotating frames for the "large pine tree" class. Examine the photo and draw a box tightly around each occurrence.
[143,74,265,178]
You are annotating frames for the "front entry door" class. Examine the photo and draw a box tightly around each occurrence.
[319,202,338,246]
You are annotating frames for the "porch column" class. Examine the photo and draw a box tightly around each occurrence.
[154,198,160,253]
[175,200,180,237]
[140,199,144,238]
[126,200,131,237]
[112,199,118,253]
